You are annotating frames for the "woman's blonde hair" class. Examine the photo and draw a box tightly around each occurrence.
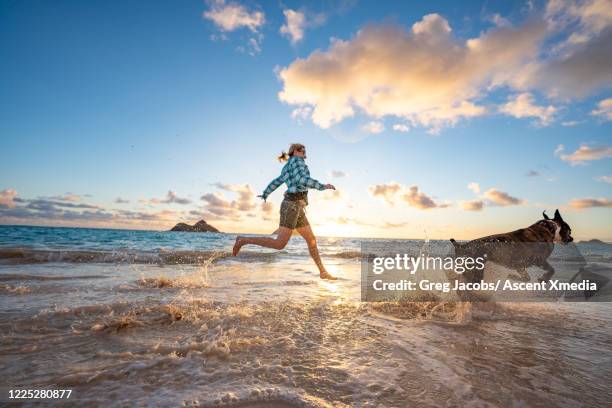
[278,143,305,162]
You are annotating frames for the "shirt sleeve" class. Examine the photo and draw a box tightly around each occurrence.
[261,173,286,199]
[295,159,325,190]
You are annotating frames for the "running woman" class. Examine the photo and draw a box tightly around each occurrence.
[232,143,337,280]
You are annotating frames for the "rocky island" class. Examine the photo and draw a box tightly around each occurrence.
[579,239,608,245]
[169,220,220,233]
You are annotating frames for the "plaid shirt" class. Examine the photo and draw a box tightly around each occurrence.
[261,156,325,200]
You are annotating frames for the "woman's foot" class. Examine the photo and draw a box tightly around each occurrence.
[232,236,244,256]
[320,270,337,280]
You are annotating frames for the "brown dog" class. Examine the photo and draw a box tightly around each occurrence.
[450,209,573,283]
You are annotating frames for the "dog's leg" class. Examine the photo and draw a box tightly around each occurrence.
[509,268,530,282]
[464,261,485,283]
[537,261,555,283]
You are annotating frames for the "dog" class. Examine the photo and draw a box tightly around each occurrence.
[450,209,573,283]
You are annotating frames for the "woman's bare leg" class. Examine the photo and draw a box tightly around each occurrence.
[233,227,292,256]
[296,225,337,280]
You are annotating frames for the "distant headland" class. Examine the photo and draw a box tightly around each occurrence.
[169,220,220,233]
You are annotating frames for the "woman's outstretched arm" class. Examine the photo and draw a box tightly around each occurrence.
[260,173,287,200]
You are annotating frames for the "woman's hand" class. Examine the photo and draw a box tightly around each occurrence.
[324,184,336,190]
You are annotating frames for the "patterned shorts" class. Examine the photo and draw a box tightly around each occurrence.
[279,199,309,229]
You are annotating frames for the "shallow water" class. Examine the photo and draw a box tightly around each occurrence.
[1,226,611,407]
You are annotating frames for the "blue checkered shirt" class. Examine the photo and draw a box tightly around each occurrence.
[261,156,325,200]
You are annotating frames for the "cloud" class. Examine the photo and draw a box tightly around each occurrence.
[369,182,449,209]
[483,188,523,206]
[591,98,612,120]
[0,189,19,208]
[213,183,257,211]
[113,209,183,223]
[210,33,228,42]
[200,192,230,208]
[0,190,183,228]
[509,0,612,98]
[48,193,83,202]
[150,191,192,205]
[459,185,523,211]
[200,192,235,217]
[277,13,546,131]
[462,183,520,209]
[24,198,100,211]
[499,93,557,126]
[555,144,612,165]
[546,0,612,35]
[488,13,511,28]
[329,216,372,226]
[383,221,409,228]
[561,120,579,126]
[569,197,612,209]
[0,205,116,224]
[280,9,306,44]
[402,186,450,209]
[362,121,385,134]
[203,0,264,32]
[203,0,265,55]
[460,200,484,211]
[467,182,480,194]
[330,170,347,178]
[199,183,261,221]
[320,189,342,201]
[291,106,312,124]
[260,200,275,220]
[114,197,130,204]
[278,3,612,131]
[280,4,345,45]
[595,175,612,184]
[368,182,402,206]
[392,123,410,132]
[526,170,540,177]
[532,28,612,98]
[0,189,244,230]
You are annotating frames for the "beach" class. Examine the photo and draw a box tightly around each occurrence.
[1,225,612,407]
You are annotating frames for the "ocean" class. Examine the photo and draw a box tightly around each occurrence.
[1,225,611,407]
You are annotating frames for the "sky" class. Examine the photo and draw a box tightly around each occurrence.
[0,0,611,240]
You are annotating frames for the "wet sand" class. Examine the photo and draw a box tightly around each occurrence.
[1,257,611,407]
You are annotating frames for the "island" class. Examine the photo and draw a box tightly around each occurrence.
[578,239,608,245]
[169,220,220,233]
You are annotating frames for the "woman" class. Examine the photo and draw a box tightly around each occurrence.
[232,143,337,280]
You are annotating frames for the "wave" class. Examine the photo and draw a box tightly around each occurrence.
[0,284,32,294]
[0,273,108,281]
[0,247,230,265]
[232,279,315,287]
[329,250,363,259]
[194,387,343,408]
[0,247,375,265]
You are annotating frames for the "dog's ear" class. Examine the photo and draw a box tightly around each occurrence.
[450,238,460,249]
[554,209,562,221]
[543,210,550,220]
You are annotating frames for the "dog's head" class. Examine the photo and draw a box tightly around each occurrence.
[543,209,573,244]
